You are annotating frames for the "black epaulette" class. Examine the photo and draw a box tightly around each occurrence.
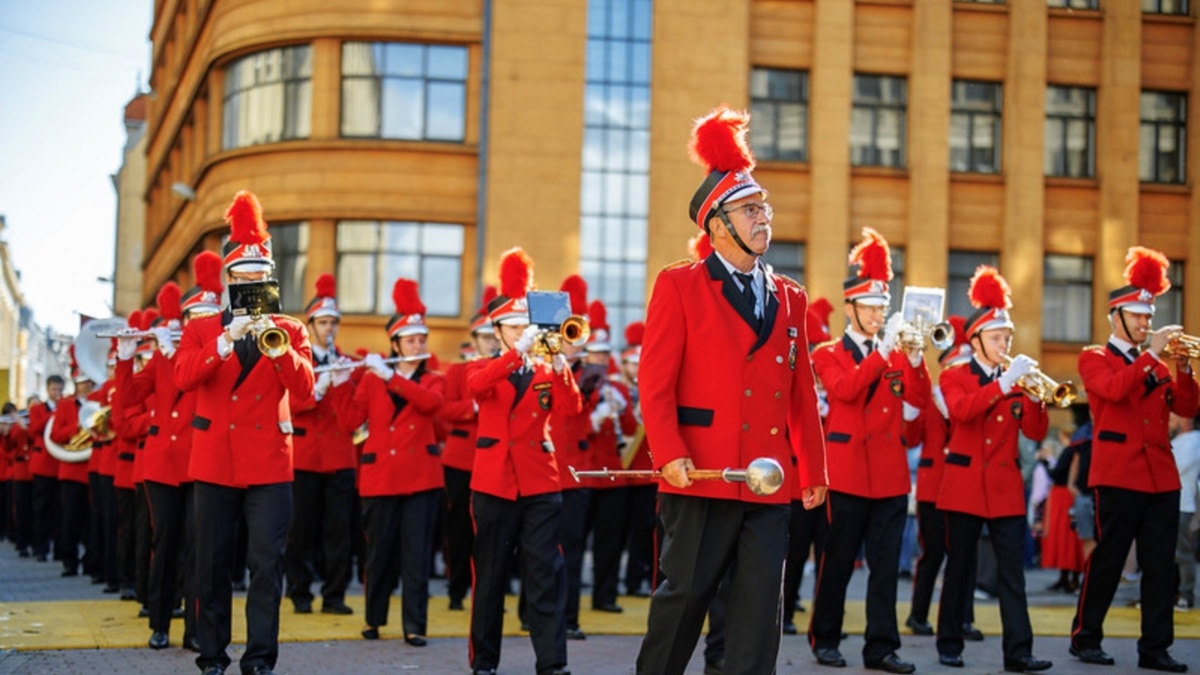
[661,258,695,272]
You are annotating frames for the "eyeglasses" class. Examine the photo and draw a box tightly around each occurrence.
[723,202,773,221]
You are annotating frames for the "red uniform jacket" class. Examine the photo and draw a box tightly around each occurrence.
[936,360,1049,519]
[551,361,599,490]
[439,360,481,472]
[584,378,639,489]
[120,353,197,487]
[1079,342,1200,493]
[28,400,59,479]
[468,349,582,501]
[110,389,150,491]
[51,395,100,485]
[340,365,445,497]
[291,349,358,474]
[812,335,930,499]
[639,256,827,504]
[7,424,32,482]
[912,385,951,505]
[94,381,118,478]
[174,312,314,487]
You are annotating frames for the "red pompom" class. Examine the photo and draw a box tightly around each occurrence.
[624,321,644,347]
[193,250,223,294]
[315,273,336,299]
[688,232,714,260]
[498,247,533,300]
[688,107,756,175]
[127,309,143,332]
[588,300,609,332]
[141,308,159,330]
[157,282,183,322]
[478,285,498,315]
[224,190,269,245]
[968,265,1012,310]
[848,228,893,282]
[1124,246,1171,296]
[560,275,589,315]
[392,278,426,316]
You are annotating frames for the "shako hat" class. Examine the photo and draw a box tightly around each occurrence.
[1108,246,1170,316]
[469,286,498,335]
[621,321,644,364]
[937,315,973,367]
[386,278,428,338]
[585,299,611,353]
[305,273,340,322]
[157,282,183,329]
[687,107,765,231]
[487,247,533,326]
[181,250,223,317]
[221,190,274,273]
[964,266,1014,338]
[843,228,892,306]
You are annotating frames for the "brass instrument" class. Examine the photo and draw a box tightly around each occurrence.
[95,328,182,340]
[229,280,290,357]
[66,401,113,451]
[569,456,785,497]
[530,315,590,362]
[1165,333,1200,360]
[1000,354,1077,408]
[250,315,290,357]
[0,411,30,424]
[897,317,955,352]
[312,353,431,374]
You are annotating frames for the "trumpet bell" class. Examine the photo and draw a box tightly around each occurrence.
[253,319,290,358]
[929,322,955,352]
[561,315,590,347]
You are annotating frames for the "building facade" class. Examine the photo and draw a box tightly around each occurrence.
[138,0,1199,383]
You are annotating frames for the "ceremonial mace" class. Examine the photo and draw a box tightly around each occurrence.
[569,457,785,497]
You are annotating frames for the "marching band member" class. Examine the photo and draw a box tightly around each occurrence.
[616,320,656,600]
[439,286,498,611]
[111,310,151,606]
[935,266,1051,672]
[285,274,358,617]
[50,352,106,579]
[809,228,929,674]
[28,375,64,563]
[87,344,120,591]
[1070,247,1198,672]
[4,402,34,557]
[467,247,580,675]
[174,191,314,675]
[636,106,826,675]
[340,278,445,644]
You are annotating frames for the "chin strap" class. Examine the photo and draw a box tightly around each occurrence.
[715,208,758,258]
[971,333,993,367]
[850,302,869,335]
[1116,309,1135,346]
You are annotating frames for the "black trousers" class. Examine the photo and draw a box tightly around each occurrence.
[31,474,58,557]
[286,469,355,607]
[90,474,118,585]
[809,492,906,662]
[937,512,1033,661]
[0,479,8,540]
[442,466,474,603]
[623,484,657,594]
[588,487,630,609]
[12,479,32,550]
[1072,487,1180,657]
[360,489,439,634]
[637,494,788,675]
[561,488,590,629]
[135,483,152,604]
[193,481,292,673]
[910,501,975,625]
[115,487,137,592]
[470,491,567,675]
[59,479,89,573]
[783,499,826,625]
[146,481,195,637]
[86,472,103,578]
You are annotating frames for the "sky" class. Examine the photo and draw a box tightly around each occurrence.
[0,2,151,336]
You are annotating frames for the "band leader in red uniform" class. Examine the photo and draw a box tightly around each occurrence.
[635,107,827,675]
[1070,247,1198,673]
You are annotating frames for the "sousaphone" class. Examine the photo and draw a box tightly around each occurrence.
[45,317,126,463]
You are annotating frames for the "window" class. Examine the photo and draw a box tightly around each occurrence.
[1143,0,1189,14]
[335,221,464,317]
[222,46,312,150]
[1043,255,1093,342]
[220,223,309,312]
[750,68,809,162]
[1045,86,1095,178]
[581,0,653,337]
[950,81,1002,174]
[1157,263,1184,327]
[1139,91,1187,184]
[341,42,468,141]
[1048,0,1098,8]
[851,74,907,168]
[947,251,1000,320]
[762,242,805,284]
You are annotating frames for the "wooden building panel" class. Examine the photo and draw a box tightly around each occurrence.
[850,174,908,242]
[951,9,1007,81]
[1044,184,1099,255]
[751,0,814,68]
[854,4,912,75]
[1046,15,1101,86]
[947,180,1003,250]
[1142,22,1194,91]
[1139,191,1191,256]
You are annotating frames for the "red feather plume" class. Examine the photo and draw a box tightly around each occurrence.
[224,190,269,245]
[624,321,645,347]
[811,297,833,322]
[478,285,498,315]
[588,300,609,332]
[498,247,533,300]
[392,278,426,316]
[193,250,223,294]
[157,282,182,322]
[688,232,714,260]
[848,228,893,281]
[141,308,159,330]
[560,275,589,315]
[127,309,143,331]
[688,106,756,174]
[1124,246,1171,295]
[805,305,831,345]
[968,265,1012,310]
[314,273,336,299]
[947,315,969,348]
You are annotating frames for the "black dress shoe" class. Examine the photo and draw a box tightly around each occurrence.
[148,631,169,650]
[448,598,465,610]
[172,607,184,619]
[201,667,225,675]
[34,554,47,562]
[184,635,201,652]
[593,602,624,613]
[472,669,497,675]
[102,584,119,593]
[962,622,984,641]
[704,658,725,675]
[939,653,964,668]
[1005,655,1053,672]
[783,620,798,635]
[1070,645,1116,665]
[1138,653,1188,672]
[248,668,275,675]
[404,634,427,647]
[138,606,149,618]
[865,653,916,674]
[814,648,847,667]
[361,627,379,640]
[231,580,247,592]
[546,669,571,675]
[905,615,933,636]
[566,627,587,640]
[61,568,78,577]
[119,588,136,601]
[293,598,313,614]
[321,602,352,615]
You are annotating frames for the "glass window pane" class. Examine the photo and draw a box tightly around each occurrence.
[385,43,424,77]
[426,82,466,141]
[423,224,465,256]
[341,79,380,136]
[381,78,424,139]
[427,46,467,79]
[422,256,462,316]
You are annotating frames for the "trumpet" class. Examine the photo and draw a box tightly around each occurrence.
[245,314,289,358]
[1000,354,1077,408]
[312,353,431,374]
[568,457,785,497]
[529,315,590,362]
[95,328,182,340]
[0,411,29,425]
[897,318,954,352]
[1165,333,1200,360]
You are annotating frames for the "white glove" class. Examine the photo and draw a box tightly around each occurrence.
[116,336,138,362]
[514,325,540,355]
[998,354,1036,393]
[151,326,176,357]
[878,314,904,359]
[364,353,393,380]
[590,402,614,432]
[551,352,568,373]
[227,315,255,341]
[607,387,627,412]
[314,372,333,399]
[331,360,352,387]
